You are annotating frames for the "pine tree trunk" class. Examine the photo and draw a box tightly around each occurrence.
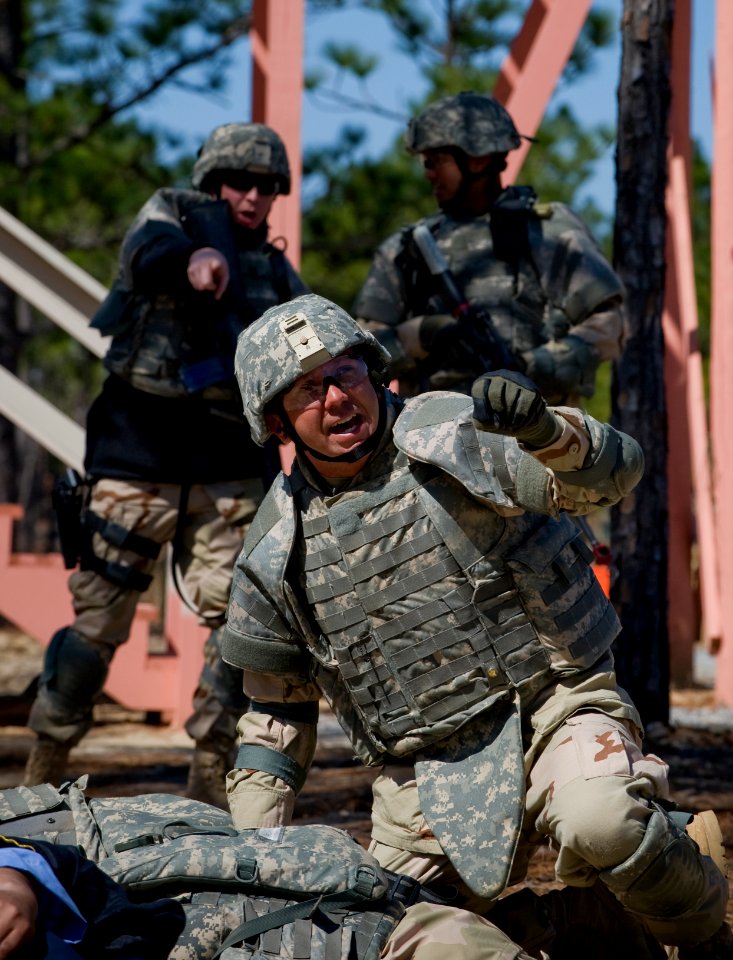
[0,0,24,508]
[610,0,674,725]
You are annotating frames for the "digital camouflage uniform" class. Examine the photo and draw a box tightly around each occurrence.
[220,295,728,954]
[25,124,308,803]
[353,92,625,403]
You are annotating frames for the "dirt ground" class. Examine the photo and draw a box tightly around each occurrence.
[1,625,731,929]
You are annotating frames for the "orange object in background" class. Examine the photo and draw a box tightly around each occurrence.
[592,553,612,599]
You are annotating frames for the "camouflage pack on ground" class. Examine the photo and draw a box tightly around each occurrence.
[0,778,404,960]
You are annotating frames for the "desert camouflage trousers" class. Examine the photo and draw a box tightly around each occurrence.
[29,477,262,747]
[369,712,670,913]
[381,902,533,960]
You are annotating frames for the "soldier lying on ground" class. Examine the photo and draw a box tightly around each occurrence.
[220,293,731,959]
[0,834,184,959]
[0,781,669,960]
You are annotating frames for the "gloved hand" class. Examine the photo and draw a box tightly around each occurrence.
[419,313,456,348]
[471,369,563,448]
[521,334,600,401]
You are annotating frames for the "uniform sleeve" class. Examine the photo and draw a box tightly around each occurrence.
[353,233,419,379]
[227,673,320,831]
[537,203,626,362]
[0,845,87,943]
[222,535,322,830]
[120,188,203,292]
[506,406,644,516]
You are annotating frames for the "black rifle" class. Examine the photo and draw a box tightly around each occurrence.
[411,223,519,373]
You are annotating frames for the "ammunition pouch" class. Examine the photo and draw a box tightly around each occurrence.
[52,469,86,569]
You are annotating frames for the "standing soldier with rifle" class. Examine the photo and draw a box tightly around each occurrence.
[23,122,308,805]
[353,91,625,404]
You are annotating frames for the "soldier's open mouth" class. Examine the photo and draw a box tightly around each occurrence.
[330,415,361,435]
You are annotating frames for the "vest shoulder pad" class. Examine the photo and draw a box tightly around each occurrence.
[393,393,517,507]
[242,471,296,561]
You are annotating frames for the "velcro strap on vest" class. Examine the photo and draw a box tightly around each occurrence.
[83,511,162,559]
[234,744,308,792]
[249,700,320,725]
[221,629,310,677]
[515,455,552,513]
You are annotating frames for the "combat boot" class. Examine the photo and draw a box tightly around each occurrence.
[601,804,728,948]
[23,736,71,786]
[685,810,728,879]
[186,742,230,810]
[667,812,733,959]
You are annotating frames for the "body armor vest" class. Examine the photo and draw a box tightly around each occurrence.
[296,441,619,760]
[104,246,292,400]
[101,196,296,400]
[399,212,551,358]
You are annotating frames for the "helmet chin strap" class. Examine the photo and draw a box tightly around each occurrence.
[281,386,388,464]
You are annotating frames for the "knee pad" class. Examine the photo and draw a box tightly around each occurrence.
[29,628,109,743]
[41,627,110,708]
[600,804,728,946]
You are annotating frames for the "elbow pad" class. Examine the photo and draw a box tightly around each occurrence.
[554,419,644,499]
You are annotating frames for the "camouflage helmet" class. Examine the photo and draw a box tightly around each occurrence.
[405,91,521,157]
[235,293,391,446]
[191,122,291,194]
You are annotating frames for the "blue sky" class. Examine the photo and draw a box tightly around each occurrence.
[133,1,715,216]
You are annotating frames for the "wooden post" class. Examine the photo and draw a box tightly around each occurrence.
[495,0,593,183]
[662,0,722,682]
[250,0,304,267]
[710,0,733,706]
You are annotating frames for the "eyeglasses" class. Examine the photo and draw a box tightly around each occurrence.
[284,356,370,411]
[421,151,456,172]
[220,172,280,196]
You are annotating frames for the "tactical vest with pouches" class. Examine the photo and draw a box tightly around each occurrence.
[96,191,295,401]
[291,408,618,761]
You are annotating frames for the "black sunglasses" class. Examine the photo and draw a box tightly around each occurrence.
[220,172,280,196]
